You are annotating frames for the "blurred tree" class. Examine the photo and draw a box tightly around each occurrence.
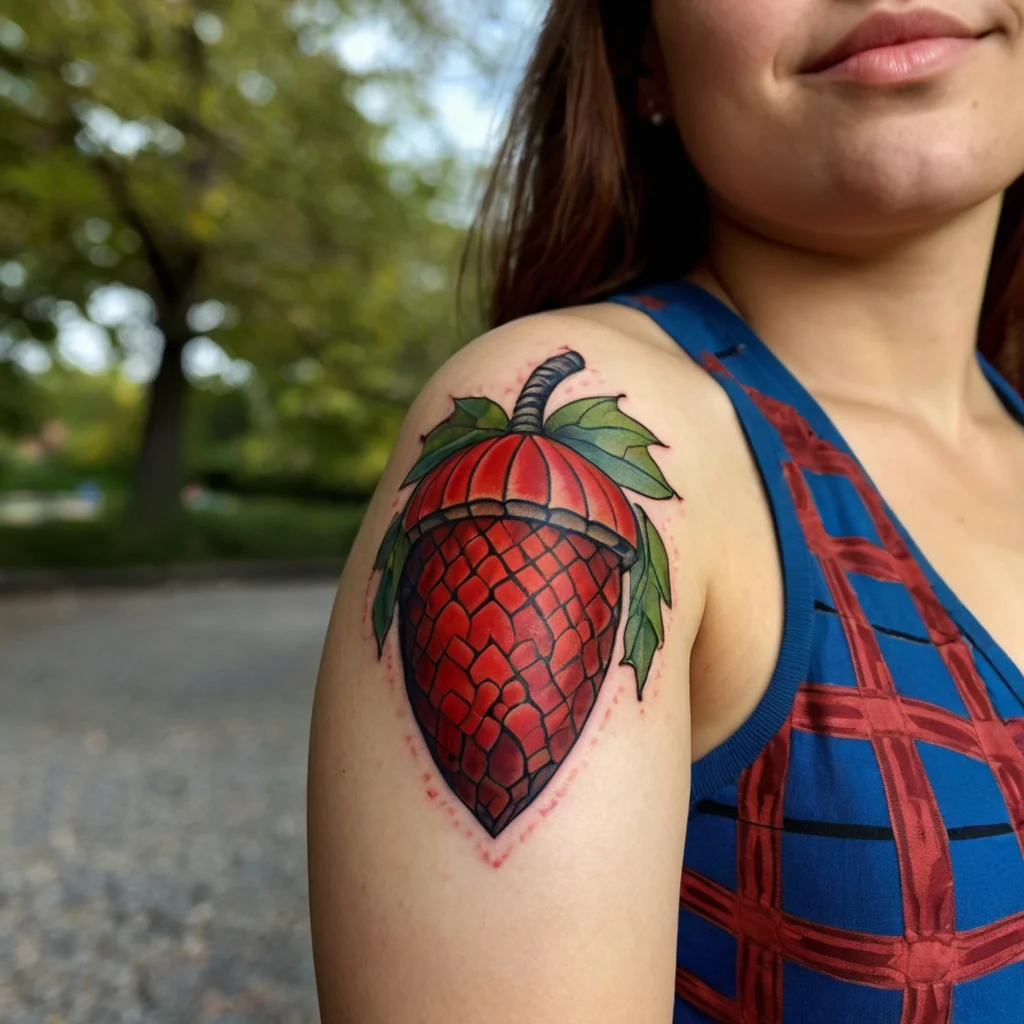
[0,0,494,523]
[0,346,50,437]
[0,359,141,493]
[41,362,143,478]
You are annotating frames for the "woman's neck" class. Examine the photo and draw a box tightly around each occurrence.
[691,193,1007,437]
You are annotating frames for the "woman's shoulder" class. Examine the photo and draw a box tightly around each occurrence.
[454,305,788,767]
[307,297,788,1023]
[411,301,744,485]
[397,299,779,658]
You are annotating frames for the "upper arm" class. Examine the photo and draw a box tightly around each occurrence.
[308,315,712,1024]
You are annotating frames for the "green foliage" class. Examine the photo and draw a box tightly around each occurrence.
[45,364,143,473]
[545,396,676,500]
[402,396,508,485]
[621,504,672,697]
[0,357,51,435]
[0,497,366,569]
[0,0,484,519]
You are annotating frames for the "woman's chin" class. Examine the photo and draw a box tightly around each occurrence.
[715,169,1005,257]
[808,155,1011,235]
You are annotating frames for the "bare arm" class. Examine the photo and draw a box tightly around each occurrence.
[308,315,712,1023]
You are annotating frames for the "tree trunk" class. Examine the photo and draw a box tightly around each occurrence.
[130,309,190,528]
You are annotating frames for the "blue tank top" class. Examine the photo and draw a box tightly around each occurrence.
[612,282,1024,1024]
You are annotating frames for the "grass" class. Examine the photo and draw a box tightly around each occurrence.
[0,497,368,570]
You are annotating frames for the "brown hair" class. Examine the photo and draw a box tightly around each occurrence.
[469,1,1024,387]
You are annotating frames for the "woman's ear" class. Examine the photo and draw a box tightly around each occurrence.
[636,25,673,125]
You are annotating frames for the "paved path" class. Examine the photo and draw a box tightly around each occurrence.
[0,581,335,1023]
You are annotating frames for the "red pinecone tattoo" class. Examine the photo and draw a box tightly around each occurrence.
[372,351,674,837]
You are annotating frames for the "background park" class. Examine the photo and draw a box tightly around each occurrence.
[0,1,534,1019]
[0,0,530,570]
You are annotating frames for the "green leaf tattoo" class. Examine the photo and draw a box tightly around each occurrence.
[402,397,509,486]
[543,395,660,441]
[371,513,411,654]
[372,511,404,571]
[544,396,676,500]
[621,504,672,697]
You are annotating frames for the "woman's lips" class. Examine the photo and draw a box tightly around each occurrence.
[801,8,986,85]
[810,35,980,85]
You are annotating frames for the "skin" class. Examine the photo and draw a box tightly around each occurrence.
[643,0,1024,754]
[308,2,1024,1021]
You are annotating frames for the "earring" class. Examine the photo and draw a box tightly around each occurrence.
[649,110,666,126]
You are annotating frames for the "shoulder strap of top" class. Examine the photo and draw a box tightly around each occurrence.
[609,282,815,802]
[614,282,746,362]
[980,353,1024,422]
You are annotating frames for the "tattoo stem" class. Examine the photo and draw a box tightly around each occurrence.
[508,351,586,434]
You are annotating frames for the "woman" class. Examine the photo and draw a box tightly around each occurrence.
[308,1,1024,1020]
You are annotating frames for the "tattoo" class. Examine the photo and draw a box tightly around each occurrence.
[371,351,675,837]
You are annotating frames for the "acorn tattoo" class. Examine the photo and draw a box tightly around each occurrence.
[372,351,674,837]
